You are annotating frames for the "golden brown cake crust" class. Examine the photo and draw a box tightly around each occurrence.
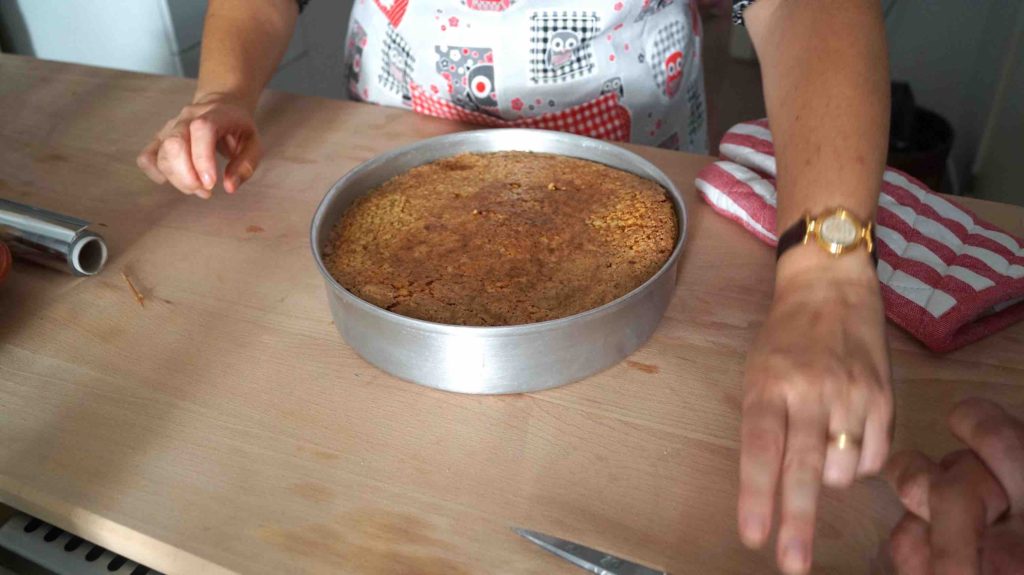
[324,152,677,326]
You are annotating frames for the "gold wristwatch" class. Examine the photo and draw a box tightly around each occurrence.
[776,207,876,261]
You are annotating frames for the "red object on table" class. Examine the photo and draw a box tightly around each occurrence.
[695,119,1024,353]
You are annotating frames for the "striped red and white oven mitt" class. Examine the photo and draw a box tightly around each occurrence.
[696,119,1024,353]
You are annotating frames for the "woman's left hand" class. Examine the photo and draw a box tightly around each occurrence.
[737,245,893,575]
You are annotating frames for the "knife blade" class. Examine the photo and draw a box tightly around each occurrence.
[514,528,667,575]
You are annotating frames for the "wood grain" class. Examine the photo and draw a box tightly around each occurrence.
[1,54,1022,574]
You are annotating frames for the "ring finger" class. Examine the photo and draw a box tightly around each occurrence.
[823,400,867,488]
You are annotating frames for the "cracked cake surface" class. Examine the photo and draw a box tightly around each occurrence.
[324,151,677,326]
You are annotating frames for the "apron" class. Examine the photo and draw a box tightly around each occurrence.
[344,0,707,153]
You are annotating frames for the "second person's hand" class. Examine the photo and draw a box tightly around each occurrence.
[137,93,262,199]
[885,398,1024,575]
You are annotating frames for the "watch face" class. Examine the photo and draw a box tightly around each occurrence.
[819,214,859,246]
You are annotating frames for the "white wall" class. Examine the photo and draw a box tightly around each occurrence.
[885,1,1023,197]
[971,6,1024,205]
[0,0,350,101]
[0,0,182,75]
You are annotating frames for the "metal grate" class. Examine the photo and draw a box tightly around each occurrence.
[0,512,163,575]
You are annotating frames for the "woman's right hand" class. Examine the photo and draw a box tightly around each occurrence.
[137,94,262,199]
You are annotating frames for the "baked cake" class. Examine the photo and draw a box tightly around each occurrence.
[324,151,677,326]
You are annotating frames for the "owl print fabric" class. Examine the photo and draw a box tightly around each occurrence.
[435,45,497,112]
[528,11,600,85]
[345,0,707,152]
[648,19,687,99]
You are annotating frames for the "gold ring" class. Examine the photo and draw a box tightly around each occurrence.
[830,432,862,451]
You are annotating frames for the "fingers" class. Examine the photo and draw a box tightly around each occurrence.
[137,101,259,198]
[945,450,1011,526]
[776,406,828,575]
[858,391,893,476]
[949,398,1024,515]
[223,134,262,194]
[890,513,932,575]
[884,451,940,521]
[738,392,787,549]
[156,121,208,199]
[929,454,994,575]
[136,138,166,184]
[189,116,219,191]
[823,399,867,488]
[884,450,1011,575]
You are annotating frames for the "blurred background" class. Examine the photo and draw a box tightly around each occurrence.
[0,0,1021,205]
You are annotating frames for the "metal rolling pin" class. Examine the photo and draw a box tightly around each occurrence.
[0,199,108,276]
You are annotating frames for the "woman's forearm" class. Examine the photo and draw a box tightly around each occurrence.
[195,0,299,112]
[736,5,893,571]
[744,0,890,244]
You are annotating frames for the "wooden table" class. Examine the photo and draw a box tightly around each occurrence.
[1,54,1022,575]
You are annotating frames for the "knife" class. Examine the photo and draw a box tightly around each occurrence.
[514,528,668,575]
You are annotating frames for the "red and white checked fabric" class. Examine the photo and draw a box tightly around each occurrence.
[696,119,1024,353]
[411,85,632,142]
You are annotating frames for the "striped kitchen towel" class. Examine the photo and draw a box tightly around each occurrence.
[696,119,1024,353]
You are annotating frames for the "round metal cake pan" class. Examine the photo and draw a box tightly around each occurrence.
[310,129,687,394]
